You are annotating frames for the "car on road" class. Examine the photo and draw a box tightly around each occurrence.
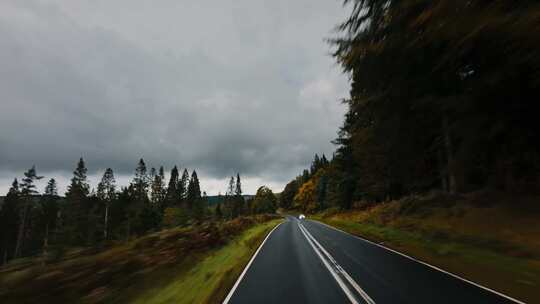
[298,214,305,220]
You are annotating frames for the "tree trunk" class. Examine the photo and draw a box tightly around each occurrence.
[42,223,49,266]
[104,204,109,240]
[14,202,29,258]
[443,115,457,194]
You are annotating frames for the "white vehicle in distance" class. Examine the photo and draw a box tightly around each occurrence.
[298,214,306,220]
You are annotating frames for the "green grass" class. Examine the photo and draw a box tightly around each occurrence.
[128,219,282,304]
[310,198,540,304]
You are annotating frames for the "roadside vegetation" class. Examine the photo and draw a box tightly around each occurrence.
[311,193,540,303]
[278,1,540,302]
[0,215,281,303]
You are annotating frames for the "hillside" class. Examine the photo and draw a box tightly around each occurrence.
[0,215,281,303]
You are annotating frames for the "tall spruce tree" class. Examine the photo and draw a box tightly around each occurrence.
[165,166,179,209]
[178,169,190,204]
[187,170,203,219]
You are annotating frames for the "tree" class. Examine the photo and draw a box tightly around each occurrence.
[280,180,298,209]
[165,166,179,210]
[0,179,20,263]
[224,176,236,218]
[14,166,43,258]
[187,170,204,219]
[293,180,316,213]
[64,158,90,245]
[39,179,59,259]
[235,173,245,215]
[251,186,277,214]
[150,166,166,206]
[178,169,190,204]
[132,159,149,202]
[97,168,116,240]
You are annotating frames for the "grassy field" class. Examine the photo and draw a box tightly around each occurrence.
[128,219,282,304]
[310,191,540,303]
[0,215,281,304]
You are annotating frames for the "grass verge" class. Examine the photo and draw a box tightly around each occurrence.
[128,218,282,304]
[310,193,540,303]
[0,215,281,304]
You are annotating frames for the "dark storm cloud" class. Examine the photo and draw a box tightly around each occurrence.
[0,0,349,193]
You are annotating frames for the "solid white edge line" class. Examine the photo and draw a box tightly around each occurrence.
[297,222,360,304]
[300,223,376,304]
[222,221,283,304]
[310,220,527,304]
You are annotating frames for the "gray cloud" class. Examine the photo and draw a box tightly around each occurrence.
[0,0,349,194]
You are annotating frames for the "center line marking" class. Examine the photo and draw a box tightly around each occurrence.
[298,221,376,304]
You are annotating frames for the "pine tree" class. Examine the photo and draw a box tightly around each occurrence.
[150,166,166,206]
[41,178,59,259]
[235,173,245,216]
[97,168,116,239]
[187,170,203,219]
[14,166,43,258]
[64,158,90,245]
[165,166,179,210]
[224,176,235,218]
[178,169,189,204]
[0,179,20,264]
[132,159,149,201]
[186,170,202,208]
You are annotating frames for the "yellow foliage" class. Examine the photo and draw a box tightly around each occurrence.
[293,180,316,212]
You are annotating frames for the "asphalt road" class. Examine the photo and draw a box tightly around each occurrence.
[224,216,522,304]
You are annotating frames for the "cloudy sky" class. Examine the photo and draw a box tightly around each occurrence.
[0,0,350,195]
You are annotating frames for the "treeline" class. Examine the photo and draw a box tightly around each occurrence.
[0,158,271,265]
[282,1,540,210]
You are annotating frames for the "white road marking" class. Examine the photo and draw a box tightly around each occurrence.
[298,222,376,304]
[222,222,283,304]
[311,220,527,304]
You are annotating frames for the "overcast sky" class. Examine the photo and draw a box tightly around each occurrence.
[0,0,350,195]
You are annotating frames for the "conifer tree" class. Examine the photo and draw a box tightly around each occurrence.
[165,166,179,210]
[64,158,90,245]
[178,169,190,204]
[41,178,59,258]
[97,168,116,239]
[14,166,43,258]
[0,179,20,264]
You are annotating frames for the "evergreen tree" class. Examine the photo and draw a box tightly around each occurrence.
[132,159,149,201]
[40,179,59,258]
[165,166,179,209]
[150,166,166,206]
[234,173,245,216]
[224,176,235,218]
[0,179,20,263]
[178,169,189,204]
[187,171,203,219]
[64,158,90,245]
[14,166,43,258]
[97,168,116,239]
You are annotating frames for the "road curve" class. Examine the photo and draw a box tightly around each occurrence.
[225,216,522,304]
